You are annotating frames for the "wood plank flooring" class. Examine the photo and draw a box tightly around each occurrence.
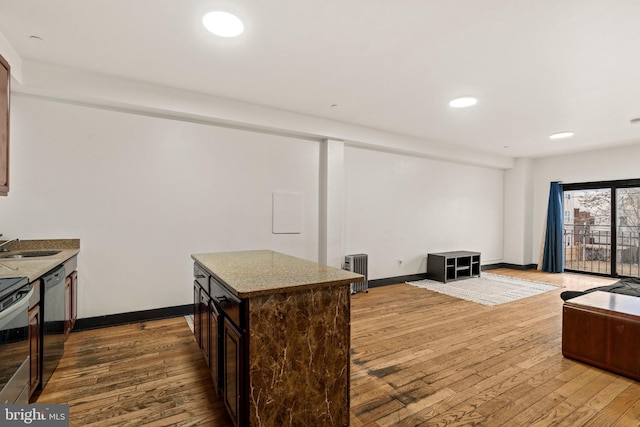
[36,269,640,426]
[35,315,232,426]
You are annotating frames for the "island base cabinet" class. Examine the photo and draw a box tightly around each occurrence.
[223,318,242,427]
[200,291,210,366]
[209,301,221,397]
[193,283,210,365]
[192,252,358,427]
[193,285,200,346]
[247,286,350,426]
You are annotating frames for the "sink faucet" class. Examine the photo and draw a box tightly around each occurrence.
[0,238,19,252]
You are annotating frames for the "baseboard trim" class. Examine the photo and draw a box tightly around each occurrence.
[367,264,539,288]
[368,273,428,288]
[482,263,538,271]
[74,264,540,326]
[74,304,193,332]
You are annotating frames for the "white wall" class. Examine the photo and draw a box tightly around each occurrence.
[0,96,320,318]
[531,143,640,264]
[0,52,520,319]
[344,146,504,280]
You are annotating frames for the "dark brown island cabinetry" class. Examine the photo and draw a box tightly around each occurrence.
[193,262,244,423]
[208,297,221,396]
[427,251,481,283]
[193,263,211,367]
[191,250,363,427]
[222,317,241,422]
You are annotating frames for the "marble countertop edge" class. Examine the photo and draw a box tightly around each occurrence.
[192,250,364,298]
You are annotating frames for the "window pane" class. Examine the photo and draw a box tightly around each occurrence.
[563,189,611,274]
[616,187,640,277]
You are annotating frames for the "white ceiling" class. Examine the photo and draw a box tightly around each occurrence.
[1,0,640,159]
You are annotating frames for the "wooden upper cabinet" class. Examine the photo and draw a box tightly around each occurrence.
[0,54,10,196]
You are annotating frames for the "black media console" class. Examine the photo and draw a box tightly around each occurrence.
[427,251,481,283]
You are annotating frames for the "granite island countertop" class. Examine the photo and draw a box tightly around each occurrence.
[191,249,364,298]
[0,239,80,281]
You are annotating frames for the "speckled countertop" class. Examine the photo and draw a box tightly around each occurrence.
[191,250,364,298]
[0,239,80,281]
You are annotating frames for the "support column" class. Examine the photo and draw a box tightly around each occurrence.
[504,157,534,266]
[319,139,346,268]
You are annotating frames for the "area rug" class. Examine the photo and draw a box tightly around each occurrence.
[406,273,562,306]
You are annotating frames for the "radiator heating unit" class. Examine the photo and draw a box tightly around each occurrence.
[344,254,368,294]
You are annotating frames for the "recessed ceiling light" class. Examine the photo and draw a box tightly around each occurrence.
[202,11,244,37]
[449,96,478,108]
[549,131,574,140]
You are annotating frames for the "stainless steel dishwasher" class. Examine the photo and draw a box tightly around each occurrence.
[41,265,65,389]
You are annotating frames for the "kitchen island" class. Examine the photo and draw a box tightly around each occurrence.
[191,250,363,427]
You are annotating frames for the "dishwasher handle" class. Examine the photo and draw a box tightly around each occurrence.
[43,266,66,290]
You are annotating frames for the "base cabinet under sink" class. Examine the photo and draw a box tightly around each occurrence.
[209,301,221,396]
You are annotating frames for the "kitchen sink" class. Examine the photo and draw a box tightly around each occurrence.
[0,250,61,259]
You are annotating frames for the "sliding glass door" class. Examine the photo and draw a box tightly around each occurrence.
[563,179,640,277]
[563,188,612,274]
[616,187,640,276]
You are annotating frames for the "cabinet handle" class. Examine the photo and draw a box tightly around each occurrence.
[214,295,228,303]
[195,274,206,279]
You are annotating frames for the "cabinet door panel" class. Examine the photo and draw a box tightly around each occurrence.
[70,271,78,327]
[223,318,241,427]
[28,304,41,397]
[209,301,220,396]
[193,283,201,347]
[64,277,72,339]
[200,290,210,365]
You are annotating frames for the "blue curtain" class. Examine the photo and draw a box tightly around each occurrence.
[542,181,564,272]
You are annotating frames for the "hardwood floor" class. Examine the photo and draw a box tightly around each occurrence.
[35,316,233,426]
[36,269,640,426]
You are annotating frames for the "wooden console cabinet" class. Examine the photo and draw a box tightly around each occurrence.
[562,291,640,381]
[427,251,481,283]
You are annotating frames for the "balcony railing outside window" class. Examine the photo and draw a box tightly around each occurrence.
[564,224,640,276]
